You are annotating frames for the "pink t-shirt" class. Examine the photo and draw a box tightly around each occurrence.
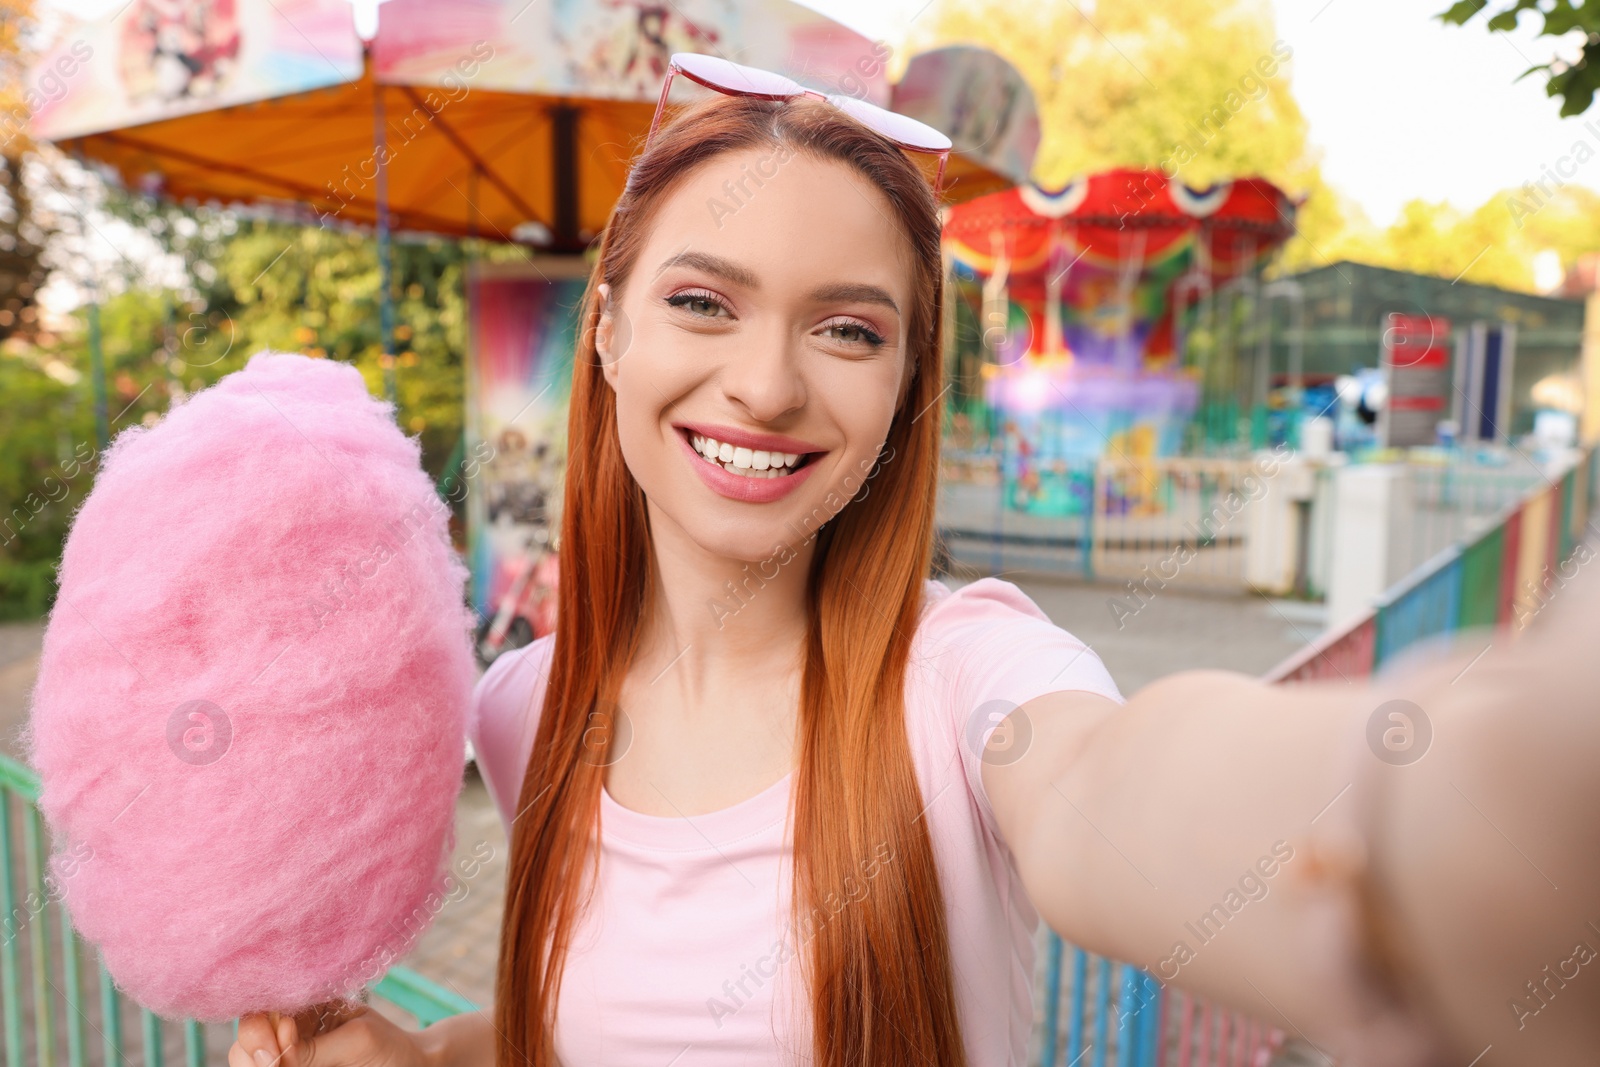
[468,576,1124,1065]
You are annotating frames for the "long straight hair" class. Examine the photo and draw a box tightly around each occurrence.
[492,92,964,1066]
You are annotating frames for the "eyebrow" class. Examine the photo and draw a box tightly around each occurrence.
[654,250,758,288]
[809,282,899,316]
[654,250,900,316]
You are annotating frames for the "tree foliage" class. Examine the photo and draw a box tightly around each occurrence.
[909,0,1344,272]
[913,0,1316,189]
[1439,0,1600,116]
[1,176,536,617]
[1334,197,1534,289]
[0,0,50,343]
[55,198,535,482]
[911,0,1600,290]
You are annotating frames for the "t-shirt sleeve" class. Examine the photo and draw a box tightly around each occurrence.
[924,577,1124,844]
[467,636,554,838]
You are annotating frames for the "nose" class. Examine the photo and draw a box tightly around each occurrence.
[716,322,807,423]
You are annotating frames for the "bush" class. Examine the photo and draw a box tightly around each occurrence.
[0,558,56,621]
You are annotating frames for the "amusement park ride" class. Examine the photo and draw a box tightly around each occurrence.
[941,168,1302,516]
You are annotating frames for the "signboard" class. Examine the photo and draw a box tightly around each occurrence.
[1379,313,1452,448]
[1454,321,1518,446]
[464,258,586,649]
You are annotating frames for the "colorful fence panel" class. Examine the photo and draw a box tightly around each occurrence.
[1456,524,1503,631]
[1253,444,1594,1062]
[1497,507,1522,627]
[1363,450,1595,664]
[1579,451,1596,543]
[1545,482,1565,594]
[1263,611,1378,685]
[1033,946,1266,1067]
[1513,487,1552,631]
[1559,467,1577,564]
[1374,548,1463,670]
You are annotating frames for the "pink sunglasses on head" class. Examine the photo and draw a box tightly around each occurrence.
[645,52,953,200]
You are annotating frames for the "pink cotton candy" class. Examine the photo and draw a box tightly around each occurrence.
[21,350,477,1022]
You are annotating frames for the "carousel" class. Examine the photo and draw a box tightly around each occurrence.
[941,168,1299,516]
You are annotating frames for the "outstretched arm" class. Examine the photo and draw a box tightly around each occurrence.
[983,555,1600,1064]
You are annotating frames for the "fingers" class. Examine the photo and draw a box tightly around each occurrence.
[277,1017,297,1067]
[234,1013,283,1067]
[290,1012,380,1067]
[232,1000,374,1067]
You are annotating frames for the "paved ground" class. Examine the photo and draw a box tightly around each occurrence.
[952,568,1316,695]
[0,570,1314,1055]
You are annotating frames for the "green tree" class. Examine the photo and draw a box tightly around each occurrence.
[1511,184,1600,273]
[0,178,539,619]
[909,0,1332,268]
[0,343,94,619]
[202,218,514,473]
[1320,185,1600,294]
[1364,198,1534,289]
[1439,1,1600,116]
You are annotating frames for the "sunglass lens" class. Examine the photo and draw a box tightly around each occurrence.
[825,94,953,153]
[672,52,803,100]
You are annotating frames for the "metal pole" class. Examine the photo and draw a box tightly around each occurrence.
[88,298,107,450]
[374,80,397,408]
[1041,933,1064,1067]
[551,105,580,251]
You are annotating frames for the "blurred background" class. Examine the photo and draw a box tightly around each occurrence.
[0,0,1596,1065]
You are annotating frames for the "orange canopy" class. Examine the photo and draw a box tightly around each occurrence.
[49,59,655,244]
[32,0,1041,248]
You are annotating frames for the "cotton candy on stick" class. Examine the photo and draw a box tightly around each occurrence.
[22,351,478,1023]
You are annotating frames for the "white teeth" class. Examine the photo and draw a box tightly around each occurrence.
[687,431,809,477]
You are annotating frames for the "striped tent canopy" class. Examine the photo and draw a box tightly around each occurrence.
[942,169,1299,366]
[944,168,1298,295]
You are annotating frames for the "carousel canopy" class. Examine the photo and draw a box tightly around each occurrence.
[940,170,1301,452]
[943,168,1298,297]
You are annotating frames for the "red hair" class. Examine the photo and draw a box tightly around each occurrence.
[493,92,963,1066]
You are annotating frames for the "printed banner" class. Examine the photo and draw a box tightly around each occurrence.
[29,0,362,141]
[464,259,585,629]
[373,0,891,106]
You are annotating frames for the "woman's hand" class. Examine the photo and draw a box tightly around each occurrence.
[229,1002,430,1067]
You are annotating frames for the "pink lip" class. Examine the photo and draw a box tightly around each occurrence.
[674,427,821,504]
[673,421,825,456]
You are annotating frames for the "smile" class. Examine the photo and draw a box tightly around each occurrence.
[672,425,824,503]
[687,432,814,478]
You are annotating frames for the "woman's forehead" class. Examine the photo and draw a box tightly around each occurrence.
[634,147,918,303]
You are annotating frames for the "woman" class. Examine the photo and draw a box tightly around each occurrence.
[230,79,1600,1067]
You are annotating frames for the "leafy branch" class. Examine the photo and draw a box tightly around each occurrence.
[1439,0,1600,116]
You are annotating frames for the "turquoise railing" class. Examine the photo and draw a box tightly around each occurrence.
[0,755,469,1066]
